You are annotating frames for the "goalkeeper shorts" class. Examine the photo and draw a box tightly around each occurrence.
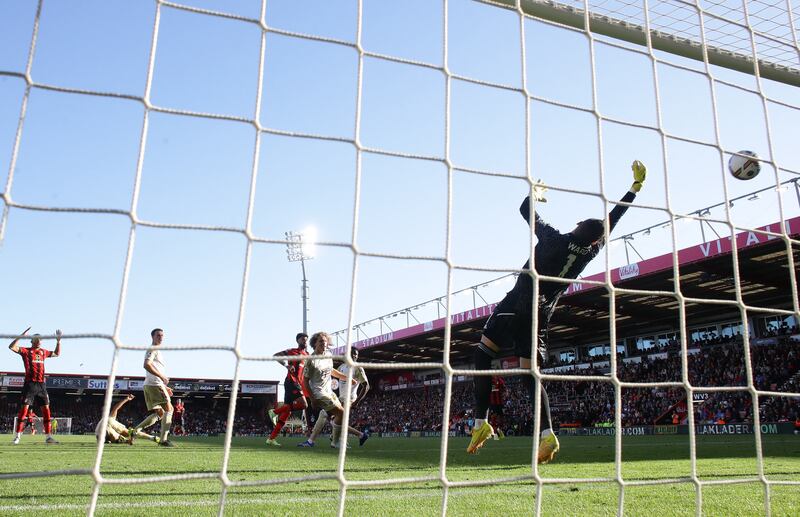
[482,293,548,359]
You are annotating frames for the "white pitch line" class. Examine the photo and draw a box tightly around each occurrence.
[0,484,539,513]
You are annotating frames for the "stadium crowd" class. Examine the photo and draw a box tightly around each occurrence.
[350,334,800,434]
[0,395,268,436]
[2,333,797,438]
[543,336,800,427]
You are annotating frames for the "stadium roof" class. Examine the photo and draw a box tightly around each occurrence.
[335,216,800,365]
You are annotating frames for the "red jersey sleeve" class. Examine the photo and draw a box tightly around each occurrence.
[43,349,53,359]
[18,347,29,357]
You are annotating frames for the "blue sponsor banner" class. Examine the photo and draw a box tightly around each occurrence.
[46,377,87,389]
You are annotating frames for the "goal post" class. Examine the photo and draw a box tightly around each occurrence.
[12,417,73,436]
[483,0,800,87]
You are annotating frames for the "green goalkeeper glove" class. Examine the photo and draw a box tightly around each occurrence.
[631,160,646,193]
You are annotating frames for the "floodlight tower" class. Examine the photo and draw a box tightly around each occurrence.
[285,228,316,334]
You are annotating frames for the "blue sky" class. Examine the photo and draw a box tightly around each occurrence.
[1,0,798,389]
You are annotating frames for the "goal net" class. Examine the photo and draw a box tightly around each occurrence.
[1,0,798,515]
[12,417,72,436]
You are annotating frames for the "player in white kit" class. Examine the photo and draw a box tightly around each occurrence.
[298,337,370,448]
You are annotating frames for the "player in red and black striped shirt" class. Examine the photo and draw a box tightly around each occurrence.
[24,409,37,435]
[265,332,310,446]
[8,326,62,445]
[488,377,506,440]
[173,399,185,436]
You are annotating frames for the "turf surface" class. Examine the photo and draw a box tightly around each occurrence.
[1,433,798,515]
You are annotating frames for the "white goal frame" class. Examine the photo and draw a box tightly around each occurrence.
[486,0,800,87]
[12,416,73,436]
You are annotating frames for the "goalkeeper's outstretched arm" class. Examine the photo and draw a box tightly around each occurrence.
[606,160,647,236]
[519,196,562,242]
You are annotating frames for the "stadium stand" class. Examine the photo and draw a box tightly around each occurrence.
[344,332,799,436]
[0,375,277,437]
[1,332,797,437]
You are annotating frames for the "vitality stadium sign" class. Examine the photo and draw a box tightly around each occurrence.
[564,216,800,296]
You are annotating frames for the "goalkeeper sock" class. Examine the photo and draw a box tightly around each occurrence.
[160,411,173,443]
[134,412,160,432]
[473,346,494,422]
[309,409,328,443]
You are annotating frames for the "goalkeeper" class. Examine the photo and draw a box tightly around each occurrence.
[468,160,647,462]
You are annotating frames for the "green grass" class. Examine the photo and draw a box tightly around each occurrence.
[1,433,799,515]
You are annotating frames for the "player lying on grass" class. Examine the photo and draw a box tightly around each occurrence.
[469,160,647,462]
[9,326,62,445]
[96,394,159,444]
[129,328,175,447]
[299,332,369,449]
[266,332,310,446]
[299,346,371,448]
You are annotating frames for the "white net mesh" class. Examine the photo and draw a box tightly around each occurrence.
[1,0,799,515]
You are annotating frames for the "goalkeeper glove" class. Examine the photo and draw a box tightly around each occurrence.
[532,179,548,203]
[631,160,646,193]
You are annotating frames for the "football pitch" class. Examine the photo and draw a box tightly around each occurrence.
[1,434,798,516]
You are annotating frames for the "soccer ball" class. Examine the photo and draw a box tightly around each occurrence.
[728,150,761,180]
